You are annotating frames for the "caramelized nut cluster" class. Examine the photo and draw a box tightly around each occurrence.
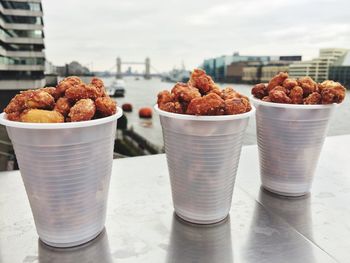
[157,69,251,115]
[252,72,346,105]
[4,76,117,123]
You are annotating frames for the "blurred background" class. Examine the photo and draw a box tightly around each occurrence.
[0,0,349,170]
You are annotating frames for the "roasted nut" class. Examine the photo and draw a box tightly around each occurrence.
[262,96,272,102]
[304,92,321,105]
[40,87,60,100]
[267,72,289,92]
[269,86,290,95]
[269,90,292,104]
[282,78,298,90]
[95,97,117,117]
[289,86,303,104]
[188,68,218,94]
[24,90,55,110]
[65,83,100,101]
[6,112,21,121]
[171,82,200,103]
[252,83,268,99]
[186,93,225,115]
[56,76,82,96]
[90,77,107,97]
[20,109,64,123]
[68,99,96,122]
[319,80,346,104]
[54,97,72,117]
[298,76,318,96]
[4,93,26,114]
[224,98,249,115]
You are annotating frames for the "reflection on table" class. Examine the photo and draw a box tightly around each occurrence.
[242,188,315,263]
[166,213,233,263]
[38,228,112,263]
[259,187,313,237]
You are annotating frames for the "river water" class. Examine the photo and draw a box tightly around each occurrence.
[103,76,350,147]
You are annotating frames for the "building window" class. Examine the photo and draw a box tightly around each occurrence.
[0,27,12,38]
[0,70,44,80]
[5,43,44,51]
[8,29,43,38]
[0,55,45,65]
[1,1,41,11]
[0,14,43,25]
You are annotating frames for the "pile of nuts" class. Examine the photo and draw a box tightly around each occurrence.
[4,76,117,123]
[251,72,346,104]
[157,69,252,115]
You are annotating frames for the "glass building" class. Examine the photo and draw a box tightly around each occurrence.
[0,0,45,91]
[202,53,272,82]
[202,53,300,83]
[329,52,350,89]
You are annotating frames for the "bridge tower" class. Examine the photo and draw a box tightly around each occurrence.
[116,57,122,79]
[144,57,151,79]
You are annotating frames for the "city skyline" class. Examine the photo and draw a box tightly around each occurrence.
[43,0,350,72]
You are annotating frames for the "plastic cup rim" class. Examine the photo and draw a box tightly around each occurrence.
[250,96,339,109]
[0,107,123,129]
[154,104,256,121]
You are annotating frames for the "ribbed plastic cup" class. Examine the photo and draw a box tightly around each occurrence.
[252,97,337,196]
[0,108,122,247]
[155,105,255,224]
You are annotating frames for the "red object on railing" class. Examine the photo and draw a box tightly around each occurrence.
[122,103,133,112]
[139,107,153,118]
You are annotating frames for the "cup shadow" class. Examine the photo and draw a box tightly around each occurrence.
[166,213,233,263]
[38,228,113,263]
[259,187,314,238]
[242,188,316,263]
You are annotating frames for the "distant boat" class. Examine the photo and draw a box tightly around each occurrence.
[162,68,190,83]
[108,79,125,97]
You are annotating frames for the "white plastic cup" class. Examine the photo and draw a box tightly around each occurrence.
[252,97,336,196]
[0,108,122,247]
[155,105,255,224]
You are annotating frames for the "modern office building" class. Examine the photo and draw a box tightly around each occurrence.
[241,59,302,84]
[241,61,292,83]
[202,52,271,82]
[328,52,350,89]
[289,48,348,82]
[226,61,250,83]
[202,53,301,83]
[241,62,263,83]
[260,62,290,82]
[0,0,45,110]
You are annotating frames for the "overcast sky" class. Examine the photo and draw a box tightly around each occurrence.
[43,0,350,72]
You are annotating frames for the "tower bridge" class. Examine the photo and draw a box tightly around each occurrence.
[116,57,151,79]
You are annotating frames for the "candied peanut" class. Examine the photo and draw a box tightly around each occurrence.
[252,83,267,99]
[20,109,64,123]
[269,90,292,104]
[267,72,289,92]
[68,99,96,122]
[289,86,303,104]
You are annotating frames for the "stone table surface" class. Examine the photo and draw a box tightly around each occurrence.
[0,135,349,263]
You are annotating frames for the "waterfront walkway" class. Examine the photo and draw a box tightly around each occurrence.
[0,135,349,262]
